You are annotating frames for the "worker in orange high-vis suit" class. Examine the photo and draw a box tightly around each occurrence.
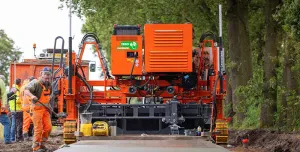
[20,76,35,141]
[24,68,52,152]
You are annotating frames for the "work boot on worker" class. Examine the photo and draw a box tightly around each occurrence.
[23,133,30,141]
[33,149,46,152]
[32,143,48,152]
[40,142,49,151]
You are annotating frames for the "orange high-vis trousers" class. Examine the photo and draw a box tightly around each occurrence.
[21,86,32,134]
[32,107,52,151]
[22,109,32,134]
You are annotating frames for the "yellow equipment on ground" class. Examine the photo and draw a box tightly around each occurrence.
[215,120,228,144]
[63,120,77,144]
[92,121,109,136]
[80,113,93,136]
[80,123,93,136]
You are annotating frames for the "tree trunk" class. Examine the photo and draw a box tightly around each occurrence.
[227,0,253,123]
[291,70,299,131]
[279,35,290,129]
[257,27,264,66]
[288,43,298,131]
[226,72,233,124]
[260,0,280,128]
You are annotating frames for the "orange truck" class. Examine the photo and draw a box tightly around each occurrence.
[9,48,90,123]
[9,48,90,88]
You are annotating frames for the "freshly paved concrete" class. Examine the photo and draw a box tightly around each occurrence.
[55,136,230,152]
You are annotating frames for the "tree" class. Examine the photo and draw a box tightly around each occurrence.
[60,0,300,130]
[60,0,225,62]
[0,29,22,84]
[279,34,295,129]
[227,0,253,123]
[276,0,300,130]
[260,0,281,128]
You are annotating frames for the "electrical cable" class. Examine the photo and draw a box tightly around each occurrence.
[76,72,92,113]
[129,52,152,89]
[77,63,86,79]
[129,52,137,83]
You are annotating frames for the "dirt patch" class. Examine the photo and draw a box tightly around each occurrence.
[227,129,300,152]
[0,128,64,152]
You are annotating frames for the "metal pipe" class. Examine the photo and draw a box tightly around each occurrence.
[52,36,65,81]
[68,37,73,94]
[69,0,72,38]
[219,4,222,38]
[51,36,65,113]
[13,56,16,140]
[68,0,73,94]
[219,4,224,93]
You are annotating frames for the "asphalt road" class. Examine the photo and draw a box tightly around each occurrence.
[55,137,230,152]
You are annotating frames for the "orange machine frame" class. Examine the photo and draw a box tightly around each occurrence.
[53,25,228,143]
[111,35,143,75]
[144,24,193,73]
[60,25,226,120]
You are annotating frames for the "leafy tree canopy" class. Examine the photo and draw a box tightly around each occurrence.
[59,0,226,61]
[0,29,22,85]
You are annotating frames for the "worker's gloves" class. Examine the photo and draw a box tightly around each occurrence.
[31,96,38,103]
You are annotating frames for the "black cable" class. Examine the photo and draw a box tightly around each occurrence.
[129,52,152,89]
[77,63,87,79]
[78,33,112,79]
[129,52,138,83]
[76,72,92,113]
[199,31,217,43]
[137,78,151,89]
[128,97,131,104]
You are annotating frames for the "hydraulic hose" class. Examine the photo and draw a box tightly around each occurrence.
[77,33,111,113]
[78,63,87,79]
[78,33,112,79]
[199,31,217,43]
[76,72,92,113]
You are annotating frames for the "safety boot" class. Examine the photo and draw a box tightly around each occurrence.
[33,149,46,152]
[32,142,43,152]
[23,133,30,141]
[40,143,49,152]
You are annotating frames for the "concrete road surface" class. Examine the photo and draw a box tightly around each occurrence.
[55,137,230,152]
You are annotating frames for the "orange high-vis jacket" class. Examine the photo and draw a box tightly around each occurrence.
[20,79,31,111]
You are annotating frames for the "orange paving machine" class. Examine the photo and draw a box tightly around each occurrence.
[49,23,229,144]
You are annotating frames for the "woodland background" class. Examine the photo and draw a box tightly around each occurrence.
[1,0,299,130]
